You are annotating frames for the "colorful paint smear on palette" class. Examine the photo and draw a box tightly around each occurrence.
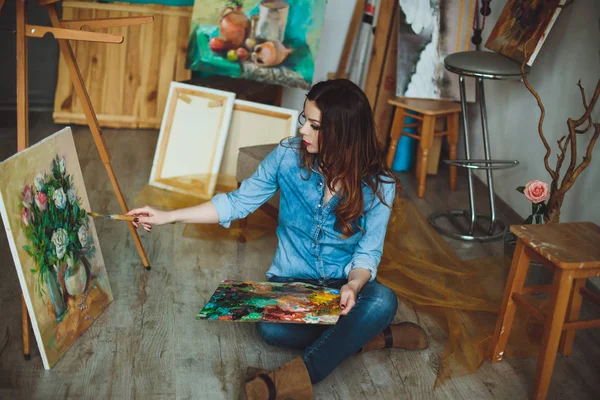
[197,280,341,324]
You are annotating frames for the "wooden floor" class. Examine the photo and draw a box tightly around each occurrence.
[1,111,599,399]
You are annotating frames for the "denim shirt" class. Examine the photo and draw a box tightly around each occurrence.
[211,138,395,283]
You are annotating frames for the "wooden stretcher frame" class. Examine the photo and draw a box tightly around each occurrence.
[216,100,299,192]
[149,82,236,199]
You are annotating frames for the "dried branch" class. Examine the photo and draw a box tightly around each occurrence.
[574,80,600,125]
[554,135,570,179]
[520,55,557,181]
[575,80,594,134]
[557,122,600,196]
[560,80,600,189]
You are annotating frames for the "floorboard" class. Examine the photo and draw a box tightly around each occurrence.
[0,111,599,399]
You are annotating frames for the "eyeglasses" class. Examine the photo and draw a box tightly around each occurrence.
[298,111,306,126]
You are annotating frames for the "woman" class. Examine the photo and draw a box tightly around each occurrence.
[128,79,428,399]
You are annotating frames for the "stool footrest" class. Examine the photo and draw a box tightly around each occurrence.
[563,319,600,331]
[444,159,519,170]
[522,285,552,295]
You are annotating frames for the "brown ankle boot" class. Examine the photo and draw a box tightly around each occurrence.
[358,322,429,353]
[244,367,270,382]
[244,357,313,400]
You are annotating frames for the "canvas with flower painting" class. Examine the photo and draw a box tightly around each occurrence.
[0,127,112,370]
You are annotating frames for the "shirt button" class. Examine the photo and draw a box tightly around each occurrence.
[318,182,323,186]
[317,204,321,207]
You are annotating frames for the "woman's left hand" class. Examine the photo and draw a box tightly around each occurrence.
[339,281,360,316]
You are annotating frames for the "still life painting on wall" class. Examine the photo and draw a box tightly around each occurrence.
[186,0,326,89]
[485,0,567,66]
[396,0,476,102]
[197,280,341,324]
[0,128,113,369]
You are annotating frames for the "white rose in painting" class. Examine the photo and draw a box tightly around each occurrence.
[59,158,66,174]
[78,224,89,248]
[67,188,77,204]
[34,173,45,191]
[51,228,68,260]
[53,188,67,209]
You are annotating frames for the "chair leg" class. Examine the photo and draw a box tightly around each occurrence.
[489,239,531,362]
[417,115,435,198]
[447,112,460,191]
[558,278,585,356]
[532,269,574,400]
[386,108,406,168]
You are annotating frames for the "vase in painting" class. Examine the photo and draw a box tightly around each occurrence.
[65,255,88,296]
[45,267,67,322]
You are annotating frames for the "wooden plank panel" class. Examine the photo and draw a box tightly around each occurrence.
[101,10,124,117]
[372,9,397,145]
[364,0,397,107]
[174,15,192,82]
[124,11,142,118]
[156,14,179,122]
[71,7,93,114]
[86,9,108,117]
[139,12,163,123]
[54,3,192,129]
[53,6,76,117]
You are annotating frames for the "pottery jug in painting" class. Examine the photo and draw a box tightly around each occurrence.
[65,255,88,296]
[252,40,292,67]
[46,266,67,322]
[219,6,250,49]
[256,0,289,43]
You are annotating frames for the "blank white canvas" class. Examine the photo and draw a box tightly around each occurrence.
[149,82,235,198]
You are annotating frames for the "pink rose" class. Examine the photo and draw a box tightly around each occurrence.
[35,192,47,211]
[524,180,550,204]
[21,184,32,208]
[21,208,30,226]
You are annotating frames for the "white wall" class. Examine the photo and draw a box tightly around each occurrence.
[280,0,358,111]
[281,0,600,226]
[466,0,600,224]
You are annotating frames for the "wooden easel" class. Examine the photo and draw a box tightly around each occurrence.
[9,0,153,362]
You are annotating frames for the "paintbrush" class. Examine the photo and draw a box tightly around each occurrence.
[87,211,136,222]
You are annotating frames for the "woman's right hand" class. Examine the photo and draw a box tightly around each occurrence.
[126,206,174,232]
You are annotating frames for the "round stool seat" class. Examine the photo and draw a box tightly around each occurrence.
[445,51,530,79]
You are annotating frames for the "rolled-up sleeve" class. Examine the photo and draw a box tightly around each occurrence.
[211,143,287,228]
[344,181,395,282]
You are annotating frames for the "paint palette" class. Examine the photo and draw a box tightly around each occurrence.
[197,280,341,325]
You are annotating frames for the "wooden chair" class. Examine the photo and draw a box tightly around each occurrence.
[489,222,600,400]
[386,97,461,198]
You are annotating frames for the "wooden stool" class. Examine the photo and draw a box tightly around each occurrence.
[386,97,461,198]
[489,222,600,400]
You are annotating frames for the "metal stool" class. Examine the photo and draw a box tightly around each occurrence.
[429,51,529,242]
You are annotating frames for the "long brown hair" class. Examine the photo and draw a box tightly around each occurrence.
[299,79,402,236]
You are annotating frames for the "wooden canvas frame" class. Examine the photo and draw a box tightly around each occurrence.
[149,82,236,199]
[216,100,298,192]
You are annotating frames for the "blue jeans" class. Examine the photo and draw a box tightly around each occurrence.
[257,276,398,384]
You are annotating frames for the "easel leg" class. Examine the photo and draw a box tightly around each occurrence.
[46,4,150,269]
[21,296,30,360]
[16,0,31,362]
